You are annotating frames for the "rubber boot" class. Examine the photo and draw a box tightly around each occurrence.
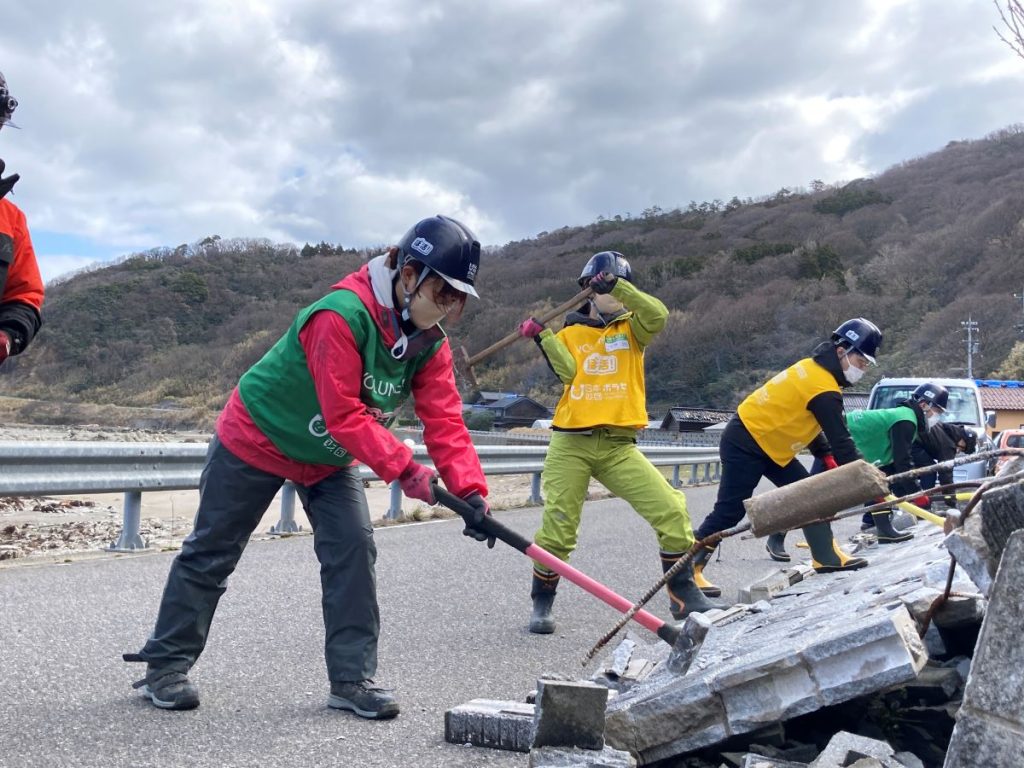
[689,544,722,598]
[661,551,727,620]
[802,521,868,574]
[529,569,559,634]
[765,531,791,562]
[871,511,914,543]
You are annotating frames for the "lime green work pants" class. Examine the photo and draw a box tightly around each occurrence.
[533,429,695,567]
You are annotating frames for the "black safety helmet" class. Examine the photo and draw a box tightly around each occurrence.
[578,251,632,288]
[0,71,18,129]
[396,215,480,298]
[911,382,949,412]
[831,318,883,364]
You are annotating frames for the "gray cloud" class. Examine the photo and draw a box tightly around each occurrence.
[2,0,1023,280]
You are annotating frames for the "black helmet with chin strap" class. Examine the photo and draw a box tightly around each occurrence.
[578,251,632,288]
[0,71,18,129]
[831,317,882,364]
[396,215,481,298]
[911,382,949,412]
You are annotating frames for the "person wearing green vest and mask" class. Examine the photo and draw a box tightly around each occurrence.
[692,319,883,597]
[765,382,948,558]
[517,251,725,635]
[125,215,493,719]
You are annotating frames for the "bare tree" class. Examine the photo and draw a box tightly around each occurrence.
[995,0,1024,60]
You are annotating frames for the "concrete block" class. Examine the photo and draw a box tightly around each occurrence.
[945,530,1024,767]
[528,745,637,767]
[739,570,793,604]
[739,756,808,768]
[802,608,927,706]
[444,698,535,752]
[808,730,900,767]
[605,674,728,761]
[943,711,1024,768]
[533,679,608,751]
[943,480,1024,596]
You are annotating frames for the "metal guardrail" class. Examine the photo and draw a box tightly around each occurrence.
[0,441,722,552]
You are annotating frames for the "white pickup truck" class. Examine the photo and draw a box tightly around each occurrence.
[866,377,996,481]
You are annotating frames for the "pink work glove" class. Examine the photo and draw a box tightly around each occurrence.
[398,460,437,504]
[822,454,839,471]
[910,494,931,510]
[0,331,10,364]
[518,317,544,338]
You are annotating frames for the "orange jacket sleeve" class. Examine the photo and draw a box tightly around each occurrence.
[0,198,44,354]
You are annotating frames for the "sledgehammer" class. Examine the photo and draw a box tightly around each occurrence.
[454,286,595,388]
[432,484,681,647]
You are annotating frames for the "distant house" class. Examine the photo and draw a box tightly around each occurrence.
[977,380,1024,432]
[480,395,552,430]
[660,406,733,433]
[470,390,518,407]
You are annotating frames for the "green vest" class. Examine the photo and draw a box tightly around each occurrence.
[846,406,918,466]
[238,289,443,465]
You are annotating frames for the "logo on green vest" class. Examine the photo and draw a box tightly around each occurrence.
[308,414,329,438]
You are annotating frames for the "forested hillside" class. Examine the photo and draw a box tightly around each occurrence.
[6,126,1024,427]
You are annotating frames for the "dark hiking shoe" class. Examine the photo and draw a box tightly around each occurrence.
[132,669,199,711]
[329,680,400,719]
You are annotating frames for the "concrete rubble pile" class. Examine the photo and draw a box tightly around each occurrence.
[446,477,1024,767]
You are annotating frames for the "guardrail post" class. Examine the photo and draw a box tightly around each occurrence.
[108,491,147,551]
[672,465,681,489]
[712,461,721,482]
[528,472,544,505]
[689,465,698,485]
[270,482,301,534]
[386,480,403,520]
[702,462,711,483]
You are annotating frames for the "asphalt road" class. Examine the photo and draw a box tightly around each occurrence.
[0,480,866,768]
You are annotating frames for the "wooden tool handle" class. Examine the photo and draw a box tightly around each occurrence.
[466,286,594,367]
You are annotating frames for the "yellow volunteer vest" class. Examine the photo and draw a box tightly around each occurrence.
[736,357,841,466]
[552,317,649,430]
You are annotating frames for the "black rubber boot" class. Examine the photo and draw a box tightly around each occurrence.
[689,544,722,598]
[802,522,868,573]
[872,511,914,543]
[765,532,791,562]
[661,551,727,620]
[529,570,559,634]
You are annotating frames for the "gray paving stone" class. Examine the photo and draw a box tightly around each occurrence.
[943,711,1024,768]
[943,479,1024,596]
[739,756,808,768]
[444,698,535,752]
[528,744,637,767]
[533,678,609,751]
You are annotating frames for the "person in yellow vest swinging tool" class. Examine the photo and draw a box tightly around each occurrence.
[691,318,883,598]
[516,251,725,634]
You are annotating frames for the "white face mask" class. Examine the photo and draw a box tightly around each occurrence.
[927,413,941,429]
[842,360,865,384]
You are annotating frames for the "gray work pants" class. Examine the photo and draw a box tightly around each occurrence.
[138,437,379,682]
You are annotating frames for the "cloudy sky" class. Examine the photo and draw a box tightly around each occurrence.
[3,0,1024,281]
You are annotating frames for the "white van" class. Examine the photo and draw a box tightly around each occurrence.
[866,377,995,481]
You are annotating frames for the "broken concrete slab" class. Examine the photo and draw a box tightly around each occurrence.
[666,611,712,675]
[605,529,950,765]
[533,679,609,751]
[943,479,1024,596]
[945,529,1024,768]
[444,699,535,752]
[807,730,901,767]
[528,745,637,767]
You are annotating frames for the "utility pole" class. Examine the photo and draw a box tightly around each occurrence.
[1015,285,1024,334]
[961,316,979,379]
